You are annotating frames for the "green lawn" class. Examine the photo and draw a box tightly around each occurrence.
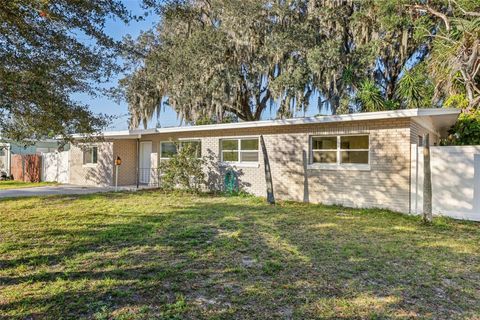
[0,181,56,190]
[1,191,479,319]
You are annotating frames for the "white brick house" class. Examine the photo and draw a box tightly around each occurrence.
[69,108,460,213]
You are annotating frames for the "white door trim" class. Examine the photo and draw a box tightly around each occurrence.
[139,141,152,184]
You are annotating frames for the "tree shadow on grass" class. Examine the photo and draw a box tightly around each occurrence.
[1,194,479,319]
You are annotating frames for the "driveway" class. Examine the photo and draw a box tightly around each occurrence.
[0,184,138,199]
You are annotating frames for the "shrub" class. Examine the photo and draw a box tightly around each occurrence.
[441,109,480,145]
[158,142,205,191]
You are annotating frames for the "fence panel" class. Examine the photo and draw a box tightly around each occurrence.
[411,145,480,221]
[42,151,69,184]
[11,154,42,182]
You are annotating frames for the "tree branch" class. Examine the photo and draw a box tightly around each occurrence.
[411,4,451,32]
[254,90,271,120]
[450,0,480,17]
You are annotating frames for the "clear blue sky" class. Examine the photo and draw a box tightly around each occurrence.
[73,1,320,132]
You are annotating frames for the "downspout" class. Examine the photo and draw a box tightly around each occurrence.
[136,137,140,189]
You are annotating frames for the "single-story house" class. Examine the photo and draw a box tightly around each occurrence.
[70,108,460,213]
[0,139,66,177]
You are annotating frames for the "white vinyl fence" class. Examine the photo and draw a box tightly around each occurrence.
[42,151,70,184]
[411,145,480,221]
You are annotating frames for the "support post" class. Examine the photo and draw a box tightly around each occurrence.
[260,135,275,205]
[115,165,119,192]
[423,133,432,223]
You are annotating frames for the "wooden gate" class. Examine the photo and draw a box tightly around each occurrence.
[11,154,42,182]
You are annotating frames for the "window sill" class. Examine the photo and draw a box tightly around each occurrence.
[82,163,98,168]
[307,163,370,171]
[219,162,260,168]
[159,157,202,161]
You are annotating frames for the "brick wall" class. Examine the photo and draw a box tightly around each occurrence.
[69,118,426,213]
[112,140,138,186]
[410,120,440,146]
[263,118,412,212]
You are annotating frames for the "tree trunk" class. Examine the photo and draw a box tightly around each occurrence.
[260,135,275,204]
[423,133,432,223]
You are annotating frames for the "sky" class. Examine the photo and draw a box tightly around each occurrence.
[71,1,179,131]
[73,1,321,132]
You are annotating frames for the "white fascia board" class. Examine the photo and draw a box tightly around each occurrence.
[71,130,148,140]
[416,108,460,117]
[71,108,461,138]
[152,108,461,135]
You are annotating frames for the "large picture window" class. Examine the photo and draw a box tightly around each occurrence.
[160,140,201,159]
[310,135,369,166]
[221,138,259,163]
[83,146,98,165]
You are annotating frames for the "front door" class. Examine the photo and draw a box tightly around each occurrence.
[139,141,152,184]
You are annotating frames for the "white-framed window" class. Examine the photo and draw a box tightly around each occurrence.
[221,138,259,163]
[160,140,201,159]
[310,135,369,168]
[311,136,337,164]
[83,146,98,165]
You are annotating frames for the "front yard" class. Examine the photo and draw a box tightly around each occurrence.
[0,181,56,190]
[1,191,479,319]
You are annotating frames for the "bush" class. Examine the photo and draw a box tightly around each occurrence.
[441,109,480,145]
[158,142,205,191]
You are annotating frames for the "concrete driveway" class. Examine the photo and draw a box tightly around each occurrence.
[0,184,138,199]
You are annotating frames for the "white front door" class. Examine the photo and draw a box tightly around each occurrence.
[139,141,152,184]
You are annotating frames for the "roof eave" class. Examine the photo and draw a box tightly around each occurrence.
[71,108,461,139]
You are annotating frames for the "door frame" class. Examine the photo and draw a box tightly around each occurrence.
[139,141,152,184]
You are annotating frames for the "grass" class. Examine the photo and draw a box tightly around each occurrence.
[0,181,56,190]
[0,191,479,319]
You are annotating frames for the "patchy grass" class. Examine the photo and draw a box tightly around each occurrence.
[0,181,56,190]
[0,191,479,319]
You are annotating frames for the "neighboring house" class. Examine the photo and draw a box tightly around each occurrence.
[69,108,460,214]
[0,139,66,177]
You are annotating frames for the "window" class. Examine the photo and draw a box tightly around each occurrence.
[160,140,201,159]
[83,146,98,165]
[221,138,259,163]
[160,142,177,159]
[311,137,337,163]
[340,135,369,164]
[310,135,369,166]
[180,140,202,158]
